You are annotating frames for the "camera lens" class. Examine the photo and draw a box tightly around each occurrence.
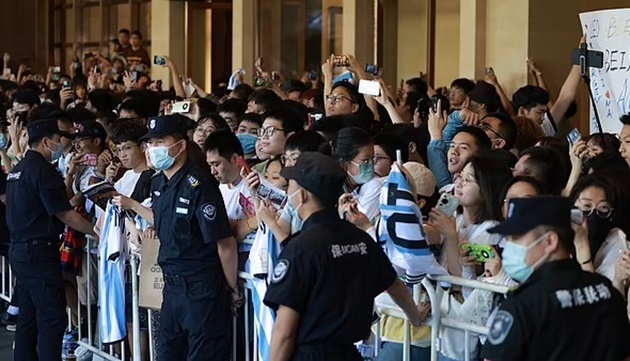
[481,250,489,258]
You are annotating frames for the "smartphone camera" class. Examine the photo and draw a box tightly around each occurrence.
[154,55,166,66]
[365,63,379,76]
[255,77,267,87]
[431,97,439,113]
[62,80,72,88]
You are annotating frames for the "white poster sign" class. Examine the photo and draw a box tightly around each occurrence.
[579,9,630,134]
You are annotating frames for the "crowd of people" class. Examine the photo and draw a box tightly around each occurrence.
[0,26,629,361]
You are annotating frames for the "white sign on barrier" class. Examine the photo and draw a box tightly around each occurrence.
[579,8,630,134]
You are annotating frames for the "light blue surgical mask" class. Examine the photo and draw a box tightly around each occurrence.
[46,140,64,162]
[502,233,549,283]
[288,189,303,214]
[147,142,181,171]
[237,133,257,155]
[0,133,8,150]
[349,160,375,185]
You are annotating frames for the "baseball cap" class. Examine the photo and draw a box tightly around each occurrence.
[27,119,62,141]
[69,120,106,140]
[140,114,192,141]
[488,196,572,236]
[467,81,500,109]
[403,161,437,197]
[280,152,346,207]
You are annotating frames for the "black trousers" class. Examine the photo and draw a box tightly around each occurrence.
[291,344,363,361]
[160,272,232,361]
[10,241,66,361]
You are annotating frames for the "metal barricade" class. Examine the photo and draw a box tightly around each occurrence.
[0,255,13,303]
[373,276,509,361]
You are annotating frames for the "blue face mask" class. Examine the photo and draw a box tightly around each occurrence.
[237,133,257,155]
[46,140,64,162]
[502,233,549,283]
[148,142,181,171]
[0,133,8,150]
[349,160,375,185]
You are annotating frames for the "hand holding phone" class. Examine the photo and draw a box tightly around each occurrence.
[154,55,167,66]
[236,157,252,176]
[436,192,460,216]
[460,243,495,263]
[333,55,350,67]
[83,154,98,167]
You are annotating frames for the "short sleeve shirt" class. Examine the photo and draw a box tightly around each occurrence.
[152,160,233,276]
[481,259,630,361]
[6,150,72,243]
[264,210,397,345]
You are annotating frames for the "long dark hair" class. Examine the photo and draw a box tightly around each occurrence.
[331,127,372,166]
[469,151,513,223]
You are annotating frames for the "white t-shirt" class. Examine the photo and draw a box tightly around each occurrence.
[58,152,73,179]
[219,178,252,222]
[594,228,629,282]
[114,170,143,197]
[541,113,557,137]
[356,176,383,225]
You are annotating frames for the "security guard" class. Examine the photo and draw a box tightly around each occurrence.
[6,119,97,361]
[141,115,239,360]
[264,152,429,361]
[482,196,630,361]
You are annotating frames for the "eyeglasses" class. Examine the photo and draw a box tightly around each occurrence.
[477,122,504,140]
[257,126,285,138]
[194,126,215,137]
[454,174,477,186]
[576,200,614,218]
[326,94,353,104]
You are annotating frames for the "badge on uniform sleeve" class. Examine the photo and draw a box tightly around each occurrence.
[271,259,289,284]
[188,175,199,188]
[488,310,514,345]
[202,203,216,221]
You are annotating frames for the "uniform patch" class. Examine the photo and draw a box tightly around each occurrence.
[153,191,161,197]
[271,259,289,283]
[178,197,190,205]
[176,207,188,215]
[488,310,514,345]
[202,203,216,221]
[149,118,156,129]
[187,175,199,188]
[7,172,21,181]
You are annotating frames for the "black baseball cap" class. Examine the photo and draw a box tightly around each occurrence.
[27,119,62,141]
[488,196,572,236]
[280,152,346,207]
[467,81,500,108]
[68,120,106,140]
[140,114,192,141]
[12,88,40,107]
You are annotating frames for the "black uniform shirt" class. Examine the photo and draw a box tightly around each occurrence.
[6,150,72,243]
[482,259,630,361]
[151,160,232,276]
[264,209,397,345]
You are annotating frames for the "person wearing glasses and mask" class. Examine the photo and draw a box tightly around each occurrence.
[332,127,383,226]
[481,196,630,361]
[251,107,304,175]
[140,114,239,360]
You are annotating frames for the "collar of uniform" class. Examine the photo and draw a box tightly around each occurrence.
[521,258,580,287]
[301,209,339,231]
[160,160,194,191]
[25,149,47,162]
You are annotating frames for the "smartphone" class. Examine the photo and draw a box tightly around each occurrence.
[62,80,73,88]
[567,128,582,146]
[132,71,138,83]
[309,71,318,81]
[358,79,380,96]
[460,243,495,263]
[171,101,191,114]
[271,72,280,81]
[238,193,256,217]
[333,55,350,67]
[255,77,267,88]
[436,192,460,216]
[431,97,439,113]
[52,66,61,73]
[153,55,166,66]
[236,156,252,175]
[571,208,584,225]
[365,63,379,76]
[572,48,604,71]
[52,74,60,82]
[84,154,98,167]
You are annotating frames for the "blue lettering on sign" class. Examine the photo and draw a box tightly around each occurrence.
[618,79,629,114]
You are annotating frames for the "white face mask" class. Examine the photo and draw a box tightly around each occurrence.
[288,189,303,215]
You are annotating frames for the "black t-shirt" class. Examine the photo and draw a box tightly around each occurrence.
[6,151,72,243]
[151,161,232,276]
[264,210,397,345]
[482,259,630,361]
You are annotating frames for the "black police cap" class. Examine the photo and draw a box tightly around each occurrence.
[488,196,572,236]
[280,152,346,207]
[140,114,192,141]
[27,119,62,141]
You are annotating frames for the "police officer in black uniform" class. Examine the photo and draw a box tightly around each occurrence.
[6,119,97,361]
[482,196,630,361]
[141,115,239,360]
[264,152,430,361]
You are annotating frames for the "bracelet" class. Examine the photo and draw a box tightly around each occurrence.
[581,258,592,265]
